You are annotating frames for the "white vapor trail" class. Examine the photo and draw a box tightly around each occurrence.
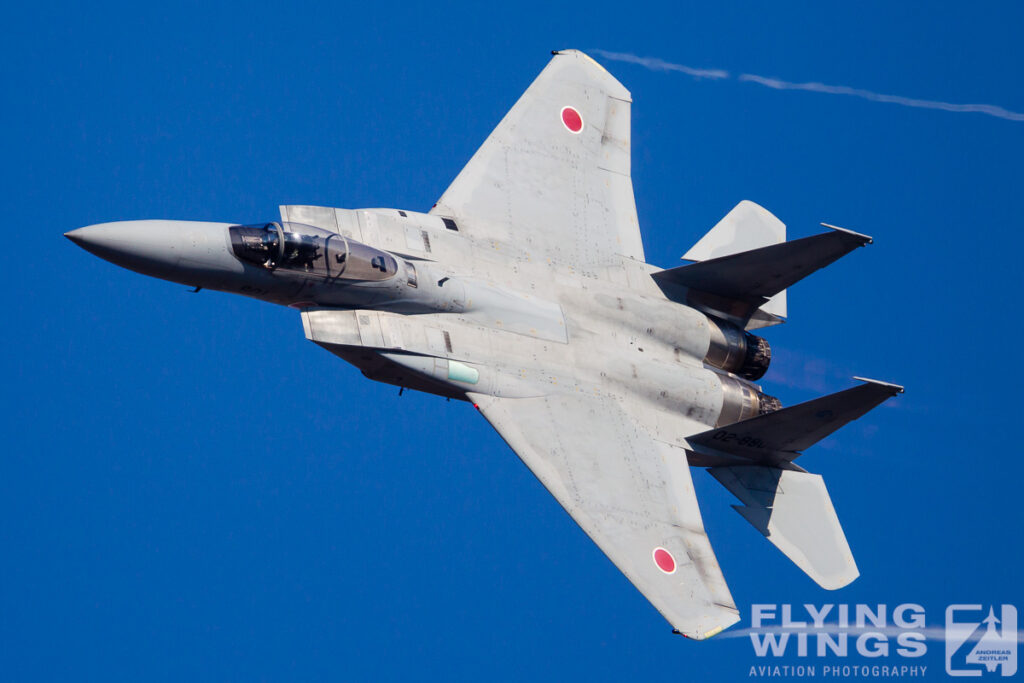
[591,49,729,80]
[739,73,1024,121]
[593,50,1024,123]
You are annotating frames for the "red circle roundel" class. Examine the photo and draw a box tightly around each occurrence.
[561,106,583,133]
[653,547,676,574]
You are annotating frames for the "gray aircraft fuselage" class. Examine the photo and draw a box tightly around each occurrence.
[66,49,895,638]
[66,213,775,427]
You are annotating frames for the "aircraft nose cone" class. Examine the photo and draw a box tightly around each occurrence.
[65,220,184,271]
[66,220,238,285]
[63,228,89,247]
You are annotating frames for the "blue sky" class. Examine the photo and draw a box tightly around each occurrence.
[3,2,1023,680]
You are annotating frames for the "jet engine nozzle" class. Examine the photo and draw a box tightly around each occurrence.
[705,318,772,381]
[717,375,782,426]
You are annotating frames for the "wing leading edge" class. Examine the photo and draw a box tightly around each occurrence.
[469,392,739,639]
[431,50,645,271]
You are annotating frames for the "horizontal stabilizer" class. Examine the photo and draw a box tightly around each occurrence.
[709,467,858,589]
[687,378,903,463]
[653,225,872,326]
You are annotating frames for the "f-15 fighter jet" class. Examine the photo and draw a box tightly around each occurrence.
[66,49,901,639]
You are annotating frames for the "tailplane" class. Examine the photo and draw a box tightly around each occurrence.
[687,378,903,589]
[687,377,903,464]
[654,201,871,329]
[709,466,859,589]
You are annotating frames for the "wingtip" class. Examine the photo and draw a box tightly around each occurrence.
[821,222,873,245]
[547,49,626,96]
[852,376,905,394]
[672,623,730,640]
[817,566,861,591]
[669,607,741,641]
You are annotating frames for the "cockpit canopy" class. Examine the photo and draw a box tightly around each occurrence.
[229,222,398,281]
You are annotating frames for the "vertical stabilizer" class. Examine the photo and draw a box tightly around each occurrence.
[684,200,786,261]
[683,201,787,321]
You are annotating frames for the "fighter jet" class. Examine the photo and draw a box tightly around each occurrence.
[66,49,901,639]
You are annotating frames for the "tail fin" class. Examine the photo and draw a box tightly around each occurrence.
[687,378,903,589]
[655,201,871,329]
[683,200,787,262]
[681,201,787,323]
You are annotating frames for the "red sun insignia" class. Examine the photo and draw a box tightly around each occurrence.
[561,106,583,133]
[653,547,677,574]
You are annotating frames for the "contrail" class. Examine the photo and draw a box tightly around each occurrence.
[740,73,1024,122]
[590,49,729,80]
[593,50,1024,123]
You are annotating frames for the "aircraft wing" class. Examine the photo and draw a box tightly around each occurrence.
[469,391,739,639]
[431,50,645,270]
